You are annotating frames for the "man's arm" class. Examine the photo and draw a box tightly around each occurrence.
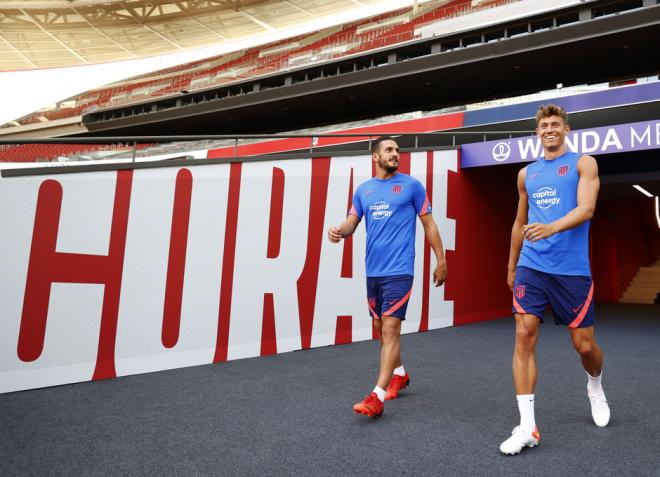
[508,167,528,291]
[328,214,360,243]
[522,155,599,242]
[419,213,447,286]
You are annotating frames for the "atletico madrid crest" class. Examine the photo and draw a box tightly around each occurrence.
[558,165,569,176]
[515,285,526,299]
[392,185,402,194]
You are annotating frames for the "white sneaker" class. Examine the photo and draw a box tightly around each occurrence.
[499,426,541,455]
[589,392,610,427]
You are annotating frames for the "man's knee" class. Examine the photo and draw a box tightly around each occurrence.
[380,317,401,341]
[573,337,596,356]
[571,327,599,356]
[514,316,538,349]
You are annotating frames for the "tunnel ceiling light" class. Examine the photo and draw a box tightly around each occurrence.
[632,184,653,198]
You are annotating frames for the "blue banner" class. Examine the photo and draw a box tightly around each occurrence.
[461,120,660,168]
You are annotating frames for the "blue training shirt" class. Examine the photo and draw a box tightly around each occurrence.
[350,173,431,277]
[518,150,591,277]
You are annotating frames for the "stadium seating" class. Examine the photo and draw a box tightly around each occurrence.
[0,143,150,163]
[10,0,521,128]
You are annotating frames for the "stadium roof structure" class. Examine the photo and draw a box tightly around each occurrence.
[0,0,397,70]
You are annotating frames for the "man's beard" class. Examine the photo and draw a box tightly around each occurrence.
[378,157,398,173]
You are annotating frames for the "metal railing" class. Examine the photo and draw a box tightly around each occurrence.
[0,130,535,177]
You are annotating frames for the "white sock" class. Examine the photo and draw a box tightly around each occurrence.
[393,365,406,377]
[587,370,604,396]
[516,394,536,433]
[373,386,385,402]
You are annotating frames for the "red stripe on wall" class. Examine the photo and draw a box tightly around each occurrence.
[18,180,63,362]
[398,152,411,175]
[214,162,242,363]
[261,293,277,355]
[206,112,465,158]
[297,157,331,349]
[341,167,354,278]
[419,150,434,332]
[94,170,133,379]
[17,171,133,378]
[162,168,193,349]
[335,315,352,345]
[267,167,285,259]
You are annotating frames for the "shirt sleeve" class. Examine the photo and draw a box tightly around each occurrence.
[349,188,363,219]
[413,179,431,216]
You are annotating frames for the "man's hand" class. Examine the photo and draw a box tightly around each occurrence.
[433,260,447,287]
[522,222,555,242]
[507,268,516,292]
[327,226,343,243]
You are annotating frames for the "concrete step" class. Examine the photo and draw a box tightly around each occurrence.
[618,258,660,304]
[622,283,659,292]
[622,290,658,298]
[635,268,660,275]
[621,289,659,299]
[620,296,657,304]
[630,278,660,286]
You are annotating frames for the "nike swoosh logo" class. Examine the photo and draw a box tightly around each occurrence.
[573,305,583,313]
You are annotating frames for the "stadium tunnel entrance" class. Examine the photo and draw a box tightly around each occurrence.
[456,136,660,316]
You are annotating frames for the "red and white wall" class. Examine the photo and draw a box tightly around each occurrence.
[0,150,458,394]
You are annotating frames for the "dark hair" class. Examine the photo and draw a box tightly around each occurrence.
[371,136,397,154]
[536,104,568,126]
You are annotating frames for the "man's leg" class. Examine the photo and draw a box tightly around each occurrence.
[373,317,382,342]
[569,326,603,376]
[501,313,541,455]
[373,316,404,369]
[353,276,409,416]
[569,326,610,427]
[352,316,401,417]
[513,314,540,395]
[376,315,402,391]
[385,349,407,401]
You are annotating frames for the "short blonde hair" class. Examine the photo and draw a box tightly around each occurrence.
[536,104,568,126]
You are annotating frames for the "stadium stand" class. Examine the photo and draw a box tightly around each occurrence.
[10,73,654,165]
[8,0,521,128]
[0,143,152,163]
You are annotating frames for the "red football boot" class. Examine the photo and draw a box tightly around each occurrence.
[385,373,410,400]
[352,392,384,417]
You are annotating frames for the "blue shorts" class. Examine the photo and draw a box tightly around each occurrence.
[512,266,595,328]
[367,274,414,320]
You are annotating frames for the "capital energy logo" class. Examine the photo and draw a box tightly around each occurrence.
[532,187,561,209]
[492,142,511,162]
[369,201,391,219]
